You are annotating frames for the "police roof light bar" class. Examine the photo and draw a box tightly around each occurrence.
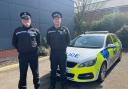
[85,31,109,34]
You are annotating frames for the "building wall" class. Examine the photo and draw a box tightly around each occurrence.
[0,0,74,50]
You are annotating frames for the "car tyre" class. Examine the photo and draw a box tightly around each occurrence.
[97,62,107,83]
[117,52,122,62]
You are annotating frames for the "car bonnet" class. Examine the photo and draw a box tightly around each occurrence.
[66,47,103,64]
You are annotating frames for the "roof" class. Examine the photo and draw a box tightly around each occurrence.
[95,0,128,10]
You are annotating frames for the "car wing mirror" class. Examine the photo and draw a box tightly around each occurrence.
[107,44,115,48]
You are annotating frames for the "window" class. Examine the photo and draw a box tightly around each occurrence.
[70,35,105,48]
[106,35,113,46]
[111,35,118,43]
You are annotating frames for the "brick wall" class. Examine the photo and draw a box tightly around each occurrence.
[0,49,18,58]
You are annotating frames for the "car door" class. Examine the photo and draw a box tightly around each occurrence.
[106,35,115,68]
[110,34,121,61]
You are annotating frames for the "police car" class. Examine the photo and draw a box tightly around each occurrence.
[66,31,122,82]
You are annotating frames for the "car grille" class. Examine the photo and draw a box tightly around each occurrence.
[78,73,94,80]
[67,61,77,68]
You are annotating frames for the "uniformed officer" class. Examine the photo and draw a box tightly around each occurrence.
[12,12,40,89]
[47,11,70,89]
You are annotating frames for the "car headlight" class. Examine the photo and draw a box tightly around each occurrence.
[78,59,97,68]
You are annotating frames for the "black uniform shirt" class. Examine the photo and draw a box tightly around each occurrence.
[47,26,70,52]
[12,26,40,53]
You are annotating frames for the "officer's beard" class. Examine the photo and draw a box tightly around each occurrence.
[54,23,61,29]
[22,23,31,28]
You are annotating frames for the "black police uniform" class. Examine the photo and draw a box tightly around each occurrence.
[47,26,70,88]
[12,12,40,89]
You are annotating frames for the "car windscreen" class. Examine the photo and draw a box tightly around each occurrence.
[70,35,105,48]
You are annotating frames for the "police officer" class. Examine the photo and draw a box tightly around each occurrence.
[12,12,40,89]
[47,11,70,89]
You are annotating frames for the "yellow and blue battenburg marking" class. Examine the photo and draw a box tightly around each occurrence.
[100,49,109,61]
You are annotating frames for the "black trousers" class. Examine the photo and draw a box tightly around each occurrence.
[50,51,67,87]
[18,52,40,89]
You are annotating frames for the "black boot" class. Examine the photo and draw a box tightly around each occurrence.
[61,85,68,89]
[49,85,55,89]
[61,83,68,89]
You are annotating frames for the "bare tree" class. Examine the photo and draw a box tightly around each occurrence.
[73,0,93,36]
[72,0,105,36]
